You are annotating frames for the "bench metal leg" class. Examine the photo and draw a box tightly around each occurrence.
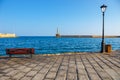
[9,54,12,57]
[30,54,32,58]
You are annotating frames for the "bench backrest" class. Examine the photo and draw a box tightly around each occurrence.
[6,48,34,54]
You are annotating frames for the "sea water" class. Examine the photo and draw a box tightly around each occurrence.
[0,36,120,55]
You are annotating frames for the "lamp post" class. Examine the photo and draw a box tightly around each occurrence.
[100,4,107,53]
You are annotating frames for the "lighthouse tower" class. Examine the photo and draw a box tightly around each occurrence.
[56,28,60,38]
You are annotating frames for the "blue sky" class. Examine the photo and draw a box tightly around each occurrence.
[0,0,120,36]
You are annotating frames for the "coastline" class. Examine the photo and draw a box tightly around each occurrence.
[1,50,120,57]
[37,50,120,57]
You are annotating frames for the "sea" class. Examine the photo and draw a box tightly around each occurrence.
[0,36,120,55]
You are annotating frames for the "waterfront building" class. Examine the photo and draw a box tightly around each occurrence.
[0,33,16,38]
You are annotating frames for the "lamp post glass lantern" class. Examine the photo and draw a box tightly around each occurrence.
[100,4,107,53]
[101,4,107,12]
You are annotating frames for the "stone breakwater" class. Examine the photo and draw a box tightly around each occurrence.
[56,35,120,38]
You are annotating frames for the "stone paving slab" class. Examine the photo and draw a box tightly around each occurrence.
[0,53,120,80]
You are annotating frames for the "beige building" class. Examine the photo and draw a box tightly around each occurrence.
[0,33,16,38]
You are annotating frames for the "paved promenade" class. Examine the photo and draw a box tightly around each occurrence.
[0,53,120,80]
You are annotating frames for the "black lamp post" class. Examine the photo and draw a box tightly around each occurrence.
[100,4,107,53]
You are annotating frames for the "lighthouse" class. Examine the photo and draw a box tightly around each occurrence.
[56,28,60,38]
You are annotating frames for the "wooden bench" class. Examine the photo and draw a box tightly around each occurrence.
[6,48,34,58]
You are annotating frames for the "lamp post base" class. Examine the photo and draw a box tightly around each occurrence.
[101,42,105,53]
